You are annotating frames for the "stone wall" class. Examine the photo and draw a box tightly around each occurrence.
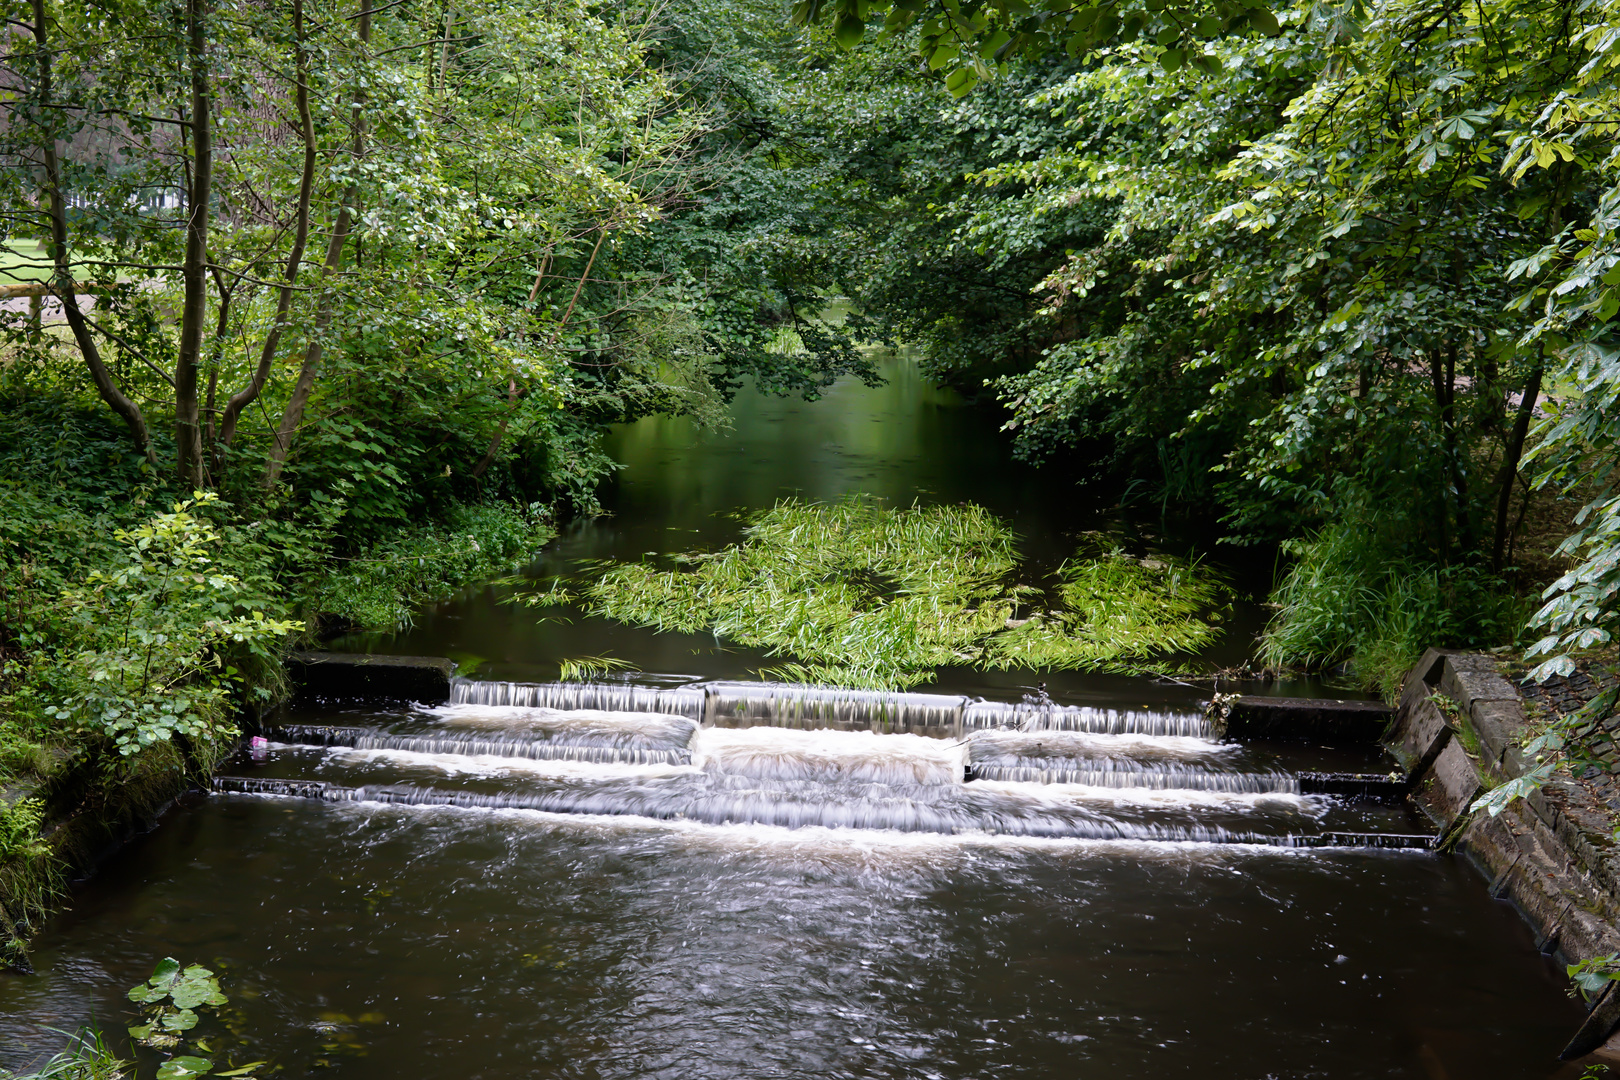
[1391,649,1620,1059]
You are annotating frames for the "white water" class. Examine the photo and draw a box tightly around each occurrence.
[694,727,966,786]
[236,679,1422,846]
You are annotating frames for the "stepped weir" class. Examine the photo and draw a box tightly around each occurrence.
[229,677,1429,849]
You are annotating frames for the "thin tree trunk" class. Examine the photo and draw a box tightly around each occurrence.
[1430,343,1474,558]
[469,379,517,479]
[1490,360,1544,572]
[216,0,316,465]
[202,264,232,468]
[175,0,214,488]
[469,231,603,480]
[31,0,153,463]
[263,0,371,490]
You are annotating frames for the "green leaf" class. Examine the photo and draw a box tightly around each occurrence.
[156,1057,213,1080]
[833,12,865,48]
[128,1025,153,1040]
[149,957,182,986]
[1158,47,1185,71]
[1248,6,1280,34]
[161,1008,200,1032]
[215,1064,270,1077]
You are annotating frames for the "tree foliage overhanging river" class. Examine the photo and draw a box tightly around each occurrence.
[0,358,1587,1078]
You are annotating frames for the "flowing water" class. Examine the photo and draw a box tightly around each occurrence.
[0,356,1589,1077]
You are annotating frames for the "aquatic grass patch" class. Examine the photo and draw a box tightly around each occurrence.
[988,551,1229,670]
[584,496,1228,689]
[558,656,639,682]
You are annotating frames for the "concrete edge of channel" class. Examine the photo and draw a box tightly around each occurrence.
[1389,648,1620,1062]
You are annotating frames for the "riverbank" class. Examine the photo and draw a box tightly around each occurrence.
[0,484,557,968]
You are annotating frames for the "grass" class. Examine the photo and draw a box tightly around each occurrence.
[558,655,639,681]
[1260,523,1527,699]
[585,496,1227,689]
[0,242,54,287]
[0,1029,128,1080]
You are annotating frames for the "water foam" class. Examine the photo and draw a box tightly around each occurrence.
[694,726,966,786]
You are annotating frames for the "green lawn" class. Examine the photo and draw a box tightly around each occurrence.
[0,241,55,286]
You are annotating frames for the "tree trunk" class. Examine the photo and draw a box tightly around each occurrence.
[263,0,372,490]
[31,0,154,463]
[175,0,214,489]
[1490,359,1545,572]
[216,0,316,469]
[1430,343,1474,559]
[203,266,232,464]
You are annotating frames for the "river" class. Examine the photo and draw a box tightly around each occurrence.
[0,355,1587,1078]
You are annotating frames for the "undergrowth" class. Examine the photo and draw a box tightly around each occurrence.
[0,400,565,967]
[315,503,556,632]
[1260,522,1526,699]
[586,496,1227,689]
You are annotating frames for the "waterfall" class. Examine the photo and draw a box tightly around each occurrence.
[963,730,1292,792]
[265,724,695,767]
[694,727,966,786]
[209,776,1432,848]
[963,701,1213,738]
[230,676,1430,848]
[704,682,964,734]
[448,678,1212,739]
[450,677,706,720]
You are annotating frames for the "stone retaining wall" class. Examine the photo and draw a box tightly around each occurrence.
[1391,649,1620,1060]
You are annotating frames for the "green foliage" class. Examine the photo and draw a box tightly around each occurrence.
[127,959,229,1048]
[1567,953,1620,1002]
[586,496,1226,688]
[790,0,1274,97]
[0,1029,129,1080]
[557,656,640,682]
[988,549,1228,670]
[125,958,264,1078]
[1261,523,1524,699]
[43,495,301,756]
[0,798,48,863]
[314,503,557,632]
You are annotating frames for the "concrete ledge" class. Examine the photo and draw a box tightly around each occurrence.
[1391,650,1620,1060]
[286,652,455,704]
[1224,696,1392,743]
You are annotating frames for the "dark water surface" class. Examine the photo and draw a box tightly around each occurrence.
[349,355,1303,698]
[0,358,1589,1077]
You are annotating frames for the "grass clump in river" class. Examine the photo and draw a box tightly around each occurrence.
[585,496,1227,689]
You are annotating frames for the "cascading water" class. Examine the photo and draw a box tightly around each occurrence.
[235,678,1429,848]
[449,676,707,720]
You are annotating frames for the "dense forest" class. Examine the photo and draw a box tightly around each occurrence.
[4,0,1620,974]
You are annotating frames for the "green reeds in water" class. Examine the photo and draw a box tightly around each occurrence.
[585,496,1226,689]
[558,655,640,682]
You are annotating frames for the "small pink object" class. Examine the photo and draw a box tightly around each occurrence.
[249,735,269,761]
[249,736,269,747]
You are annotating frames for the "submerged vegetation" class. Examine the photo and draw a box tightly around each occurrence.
[587,497,1226,688]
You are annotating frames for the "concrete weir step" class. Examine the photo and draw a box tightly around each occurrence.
[1296,771,1408,802]
[286,652,454,703]
[1224,696,1393,743]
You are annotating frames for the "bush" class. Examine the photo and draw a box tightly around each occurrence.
[313,502,557,632]
[1261,522,1526,698]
